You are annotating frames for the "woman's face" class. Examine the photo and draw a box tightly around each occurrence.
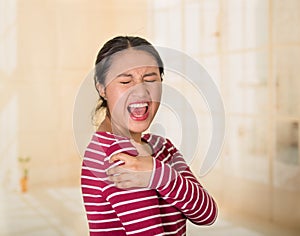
[100,49,162,136]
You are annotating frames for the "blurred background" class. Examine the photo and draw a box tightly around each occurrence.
[0,0,300,235]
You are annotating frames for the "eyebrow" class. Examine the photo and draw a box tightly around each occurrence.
[143,72,159,78]
[116,73,133,78]
[116,72,159,78]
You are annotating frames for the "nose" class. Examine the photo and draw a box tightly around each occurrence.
[131,82,149,98]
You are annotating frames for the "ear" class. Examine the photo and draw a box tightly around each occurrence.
[96,83,106,99]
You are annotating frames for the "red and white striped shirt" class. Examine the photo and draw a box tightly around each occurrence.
[81,132,217,236]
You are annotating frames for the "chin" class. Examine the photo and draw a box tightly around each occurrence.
[128,120,151,134]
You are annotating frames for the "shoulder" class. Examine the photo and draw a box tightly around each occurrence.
[88,131,129,148]
[84,132,123,159]
[85,132,139,161]
[93,131,128,143]
[143,133,178,154]
[143,133,174,145]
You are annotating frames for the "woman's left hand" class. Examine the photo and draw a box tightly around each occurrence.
[106,153,153,189]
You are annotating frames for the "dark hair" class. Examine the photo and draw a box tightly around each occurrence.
[93,36,164,116]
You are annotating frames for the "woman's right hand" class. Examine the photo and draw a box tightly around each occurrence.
[106,153,153,189]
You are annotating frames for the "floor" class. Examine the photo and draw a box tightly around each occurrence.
[0,187,299,236]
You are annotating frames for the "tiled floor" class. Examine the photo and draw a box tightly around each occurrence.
[0,187,299,236]
[0,187,88,236]
[187,212,300,236]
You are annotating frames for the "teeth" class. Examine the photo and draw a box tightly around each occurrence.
[128,102,148,108]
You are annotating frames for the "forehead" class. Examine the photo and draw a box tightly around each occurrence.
[107,49,159,79]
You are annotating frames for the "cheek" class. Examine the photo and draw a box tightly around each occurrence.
[152,102,160,114]
[106,87,128,113]
[149,86,162,113]
[148,83,162,103]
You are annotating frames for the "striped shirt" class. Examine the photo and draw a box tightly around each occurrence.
[81,132,217,236]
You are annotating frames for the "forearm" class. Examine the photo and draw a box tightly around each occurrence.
[148,158,218,225]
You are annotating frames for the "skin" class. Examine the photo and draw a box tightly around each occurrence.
[97,49,162,189]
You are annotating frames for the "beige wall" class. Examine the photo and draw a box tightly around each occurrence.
[1,0,300,233]
[148,0,300,230]
[0,0,150,188]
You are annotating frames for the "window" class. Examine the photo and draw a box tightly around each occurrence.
[0,0,17,75]
[149,0,300,190]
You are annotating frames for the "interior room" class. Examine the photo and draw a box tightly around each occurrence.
[0,0,299,235]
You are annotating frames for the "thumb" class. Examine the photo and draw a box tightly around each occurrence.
[110,153,129,163]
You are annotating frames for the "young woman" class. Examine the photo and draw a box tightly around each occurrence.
[81,36,217,236]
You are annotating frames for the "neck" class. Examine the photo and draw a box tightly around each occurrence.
[130,132,142,144]
[98,115,142,143]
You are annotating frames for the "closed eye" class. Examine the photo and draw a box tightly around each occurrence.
[120,80,131,84]
[143,72,160,83]
[117,73,133,84]
[144,79,157,83]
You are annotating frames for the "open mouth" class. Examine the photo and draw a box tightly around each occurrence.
[127,102,150,121]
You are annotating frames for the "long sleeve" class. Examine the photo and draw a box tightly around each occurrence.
[99,139,166,235]
[81,133,166,236]
[81,143,127,235]
[148,138,218,225]
[81,132,217,236]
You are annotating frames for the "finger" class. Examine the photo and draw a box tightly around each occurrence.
[108,172,133,183]
[106,166,127,176]
[115,172,139,184]
[115,180,132,189]
[108,172,128,182]
[110,153,131,164]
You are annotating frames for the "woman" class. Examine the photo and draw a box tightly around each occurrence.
[81,36,217,235]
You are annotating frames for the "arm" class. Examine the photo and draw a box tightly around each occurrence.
[81,155,126,236]
[109,138,218,226]
[149,141,218,225]
[83,137,165,236]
